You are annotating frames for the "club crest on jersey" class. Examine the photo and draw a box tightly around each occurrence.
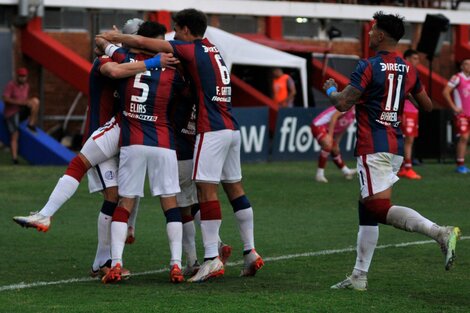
[105,171,114,180]
[380,63,409,72]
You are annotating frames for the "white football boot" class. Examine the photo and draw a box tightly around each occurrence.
[315,173,328,183]
[331,274,368,291]
[343,168,357,180]
[13,212,51,232]
[187,257,224,283]
[437,226,461,270]
[240,249,264,277]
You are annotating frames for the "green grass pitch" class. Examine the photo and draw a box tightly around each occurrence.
[0,157,469,312]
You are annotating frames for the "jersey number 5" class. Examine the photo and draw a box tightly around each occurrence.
[131,71,151,103]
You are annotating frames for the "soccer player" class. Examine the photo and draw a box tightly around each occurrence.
[323,12,461,291]
[98,22,186,284]
[397,49,422,179]
[98,8,264,282]
[12,20,176,278]
[310,106,356,183]
[442,58,470,174]
[171,98,233,276]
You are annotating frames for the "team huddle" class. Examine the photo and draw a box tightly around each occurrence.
[13,9,263,284]
[12,10,462,290]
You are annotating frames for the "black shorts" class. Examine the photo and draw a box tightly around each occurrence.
[5,113,20,134]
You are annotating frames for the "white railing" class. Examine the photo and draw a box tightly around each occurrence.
[0,0,469,24]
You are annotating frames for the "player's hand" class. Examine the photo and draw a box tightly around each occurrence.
[159,53,180,69]
[323,78,338,92]
[97,30,121,42]
[95,37,110,52]
[453,107,462,114]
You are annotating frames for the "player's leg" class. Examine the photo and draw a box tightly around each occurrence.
[148,146,184,283]
[313,126,331,183]
[102,145,145,283]
[126,197,140,244]
[5,114,20,163]
[221,130,263,276]
[13,118,120,231]
[161,196,184,283]
[103,196,135,283]
[88,157,119,276]
[361,154,460,270]
[180,205,199,275]
[331,133,356,179]
[176,160,200,275]
[191,203,232,265]
[188,131,229,282]
[454,115,470,173]
[331,200,377,291]
[400,113,421,179]
[456,133,469,173]
[10,129,19,164]
[26,97,40,129]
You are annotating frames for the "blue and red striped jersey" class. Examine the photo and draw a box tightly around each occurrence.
[83,56,119,144]
[171,86,196,161]
[170,38,239,133]
[112,48,184,149]
[349,51,423,156]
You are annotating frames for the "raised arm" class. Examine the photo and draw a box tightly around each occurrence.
[100,61,146,79]
[98,31,174,54]
[327,110,343,136]
[323,78,361,112]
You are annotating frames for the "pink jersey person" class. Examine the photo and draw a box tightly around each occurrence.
[311,106,356,183]
[442,59,470,173]
[449,72,470,116]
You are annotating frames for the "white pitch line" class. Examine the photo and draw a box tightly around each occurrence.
[1,236,468,292]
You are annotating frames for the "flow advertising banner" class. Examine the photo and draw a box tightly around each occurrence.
[232,107,270,162]
[271,108,356,161]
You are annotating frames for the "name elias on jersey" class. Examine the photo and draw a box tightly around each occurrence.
[123,110,158,122]
[380,63,410,72]
[130,102,146,114]
[203,45,219,53]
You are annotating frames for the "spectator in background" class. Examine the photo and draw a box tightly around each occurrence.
[310,106,357,183]
[272,68,296,108]
[398,49,422,180]
[442,58,470,174]
[2,67,40,164]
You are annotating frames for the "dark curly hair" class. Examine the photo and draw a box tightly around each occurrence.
[137,21,167,38]
[373,11,405,42]
[172,8,207,37]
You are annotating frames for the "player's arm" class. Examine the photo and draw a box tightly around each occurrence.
[98,31,174,54]
[2,86,29,106]
[287,76,297,104]
[327,110,342,135]
[323,78,361,112]
[442,84,461,113]
[100,61,147,79]
[412,90,432,112]
[406,94,420,109]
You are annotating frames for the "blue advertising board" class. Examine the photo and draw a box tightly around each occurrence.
[232,107,269,162]
[271,108,356,161]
